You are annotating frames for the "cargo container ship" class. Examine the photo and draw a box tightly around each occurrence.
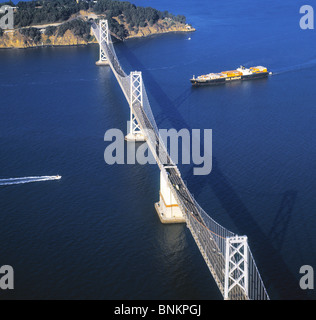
[190,65,271,86]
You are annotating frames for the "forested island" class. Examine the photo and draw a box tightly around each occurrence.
[0,0,194,48]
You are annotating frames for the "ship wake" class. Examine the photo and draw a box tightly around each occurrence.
[273,57,316,75]
[0,175,61,186]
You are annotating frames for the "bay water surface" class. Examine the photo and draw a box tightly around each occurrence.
[0,0,315,299]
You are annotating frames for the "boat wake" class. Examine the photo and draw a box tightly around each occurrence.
[0,175,61,186]
[273,57,316,76]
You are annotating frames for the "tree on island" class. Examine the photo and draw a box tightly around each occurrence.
[6,0,188,44]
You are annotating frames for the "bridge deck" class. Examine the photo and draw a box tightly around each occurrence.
[132,103,247,299]
[91,21,268,300]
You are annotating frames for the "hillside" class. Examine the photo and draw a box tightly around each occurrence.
[0,0,195,49]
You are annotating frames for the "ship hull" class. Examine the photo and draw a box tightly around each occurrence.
[191,71,269,86]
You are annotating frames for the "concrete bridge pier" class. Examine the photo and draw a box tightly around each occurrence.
[155,168,186,224]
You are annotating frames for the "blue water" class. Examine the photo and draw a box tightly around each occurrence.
[1,0,316,299]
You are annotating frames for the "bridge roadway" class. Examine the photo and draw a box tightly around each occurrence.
[132,102,246,299]
[92,22,248,299]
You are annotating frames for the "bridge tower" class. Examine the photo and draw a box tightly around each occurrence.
[125,71,146,141]
[224,236,249,300]
[96,20,110,66]
[155,166,186,224]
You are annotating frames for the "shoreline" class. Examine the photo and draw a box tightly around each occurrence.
[0,28,195,50]
[125,28,195,41]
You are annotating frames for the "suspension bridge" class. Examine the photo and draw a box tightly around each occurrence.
[91,20,270,300]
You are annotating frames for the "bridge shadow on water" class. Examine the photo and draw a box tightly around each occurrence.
[118,43,307,300]
[268,190,297,251]
[195,159,304,299]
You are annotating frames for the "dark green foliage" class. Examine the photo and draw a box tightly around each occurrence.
[0,28,3,37]
[12,0,187,41]
[161,11,186,24]
[175,15,186,24]
[44,25,57,36]
[0,1,14,7]
[107,17,127,40]
[19,27,42,43]
[57,18,91,41]
[93,0,135,15]
[14,0,81,27]
[121,5,160,29]
[91,0,186,38]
